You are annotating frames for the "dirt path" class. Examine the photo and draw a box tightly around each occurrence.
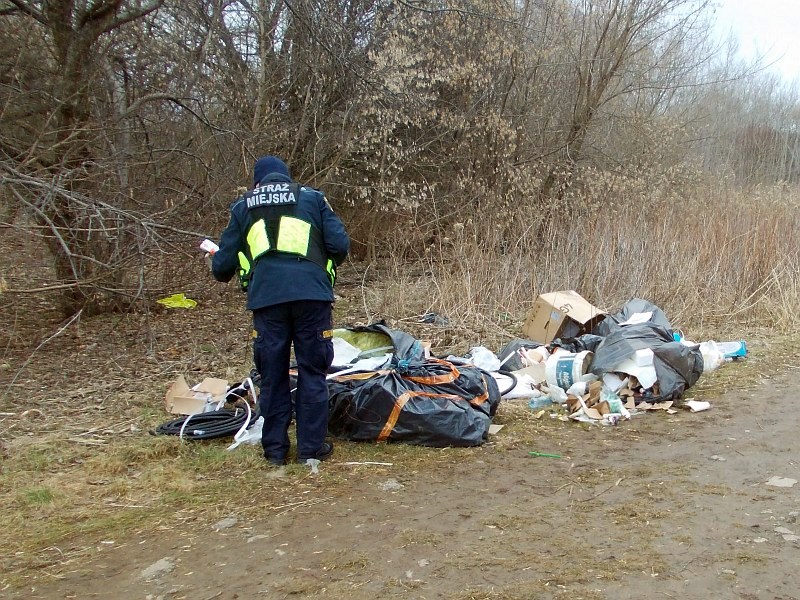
[13,369,800,600]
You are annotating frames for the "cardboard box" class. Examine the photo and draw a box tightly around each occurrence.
[165,375,228,415]
[522,290,606,345]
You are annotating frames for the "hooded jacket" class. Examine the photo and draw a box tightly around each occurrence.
[212,157,350,310]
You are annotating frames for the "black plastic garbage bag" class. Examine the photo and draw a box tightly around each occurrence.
[550,334,605,354]
[327,358,501,447]
[592,298,673,338]
[590,323,703,402]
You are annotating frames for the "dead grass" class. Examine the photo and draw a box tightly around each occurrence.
[354,184,800,353]
[0,378,474,588]
[719,551,770,565]
[384,576,427,591]
[271,573,328,595]
[398,528,443,547]
[1,419,376,584]
[442,587,607,600]
[321,550,372,572]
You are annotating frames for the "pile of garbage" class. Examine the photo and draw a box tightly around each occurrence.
[322,293,745,443]
[159,291,746,450]
[488,294,745,425]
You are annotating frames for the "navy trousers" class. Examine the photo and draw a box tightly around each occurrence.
[252,301,333,461]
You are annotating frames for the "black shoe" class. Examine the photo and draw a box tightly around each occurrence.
[265,454,286,466]
[296,441,334,463]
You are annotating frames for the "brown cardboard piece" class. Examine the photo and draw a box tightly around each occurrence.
[586,380,603,406]
[165,375,228,415]
[522,290,606,345]
[582,406,604,420]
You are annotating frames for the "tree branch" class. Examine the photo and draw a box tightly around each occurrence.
[101,0,164,35]
[8,185,80,280]
[3,0,47,25]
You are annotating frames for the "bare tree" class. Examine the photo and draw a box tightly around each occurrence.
[1,0,165,315]
[534,0,713,201]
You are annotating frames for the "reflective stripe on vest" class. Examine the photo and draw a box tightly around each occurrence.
[326,258,336,287]
[246,219,270,260]
[237,251,251,290]
[244,215,335,286]
[275,216,311,256]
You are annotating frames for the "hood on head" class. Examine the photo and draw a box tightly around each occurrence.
[253,155,290,186]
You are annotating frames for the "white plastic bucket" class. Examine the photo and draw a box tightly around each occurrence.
[545,350,594,390]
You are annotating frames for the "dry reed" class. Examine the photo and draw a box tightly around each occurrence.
[355,181,800,348]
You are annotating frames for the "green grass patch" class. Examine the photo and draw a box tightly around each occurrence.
[17,486,55,507]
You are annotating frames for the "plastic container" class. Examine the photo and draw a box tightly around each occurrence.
[716,341,747,359]
[545,350,594,390]
[528,396,557,410]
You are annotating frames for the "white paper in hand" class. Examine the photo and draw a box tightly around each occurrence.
[200,239,219,254]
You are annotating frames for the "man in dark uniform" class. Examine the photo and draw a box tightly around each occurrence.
[211,155,350,465]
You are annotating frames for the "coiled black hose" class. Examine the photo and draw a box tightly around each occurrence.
[154,407,255,440]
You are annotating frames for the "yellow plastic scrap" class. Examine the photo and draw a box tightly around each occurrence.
[157,293,198,309]
[332,329,392,352]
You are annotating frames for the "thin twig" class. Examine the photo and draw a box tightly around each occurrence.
[359,262,372,322]
[576,483,617,503]
[74,418,140,437]
[272,497,330,517]
[1,309,83,403]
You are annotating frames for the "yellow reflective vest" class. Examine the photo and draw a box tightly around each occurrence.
[238,187,336,289]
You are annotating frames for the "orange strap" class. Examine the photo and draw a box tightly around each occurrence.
[329,370,390,382]
[401,358,460,385]
[377,391,472,442]
[469,377,491,407]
